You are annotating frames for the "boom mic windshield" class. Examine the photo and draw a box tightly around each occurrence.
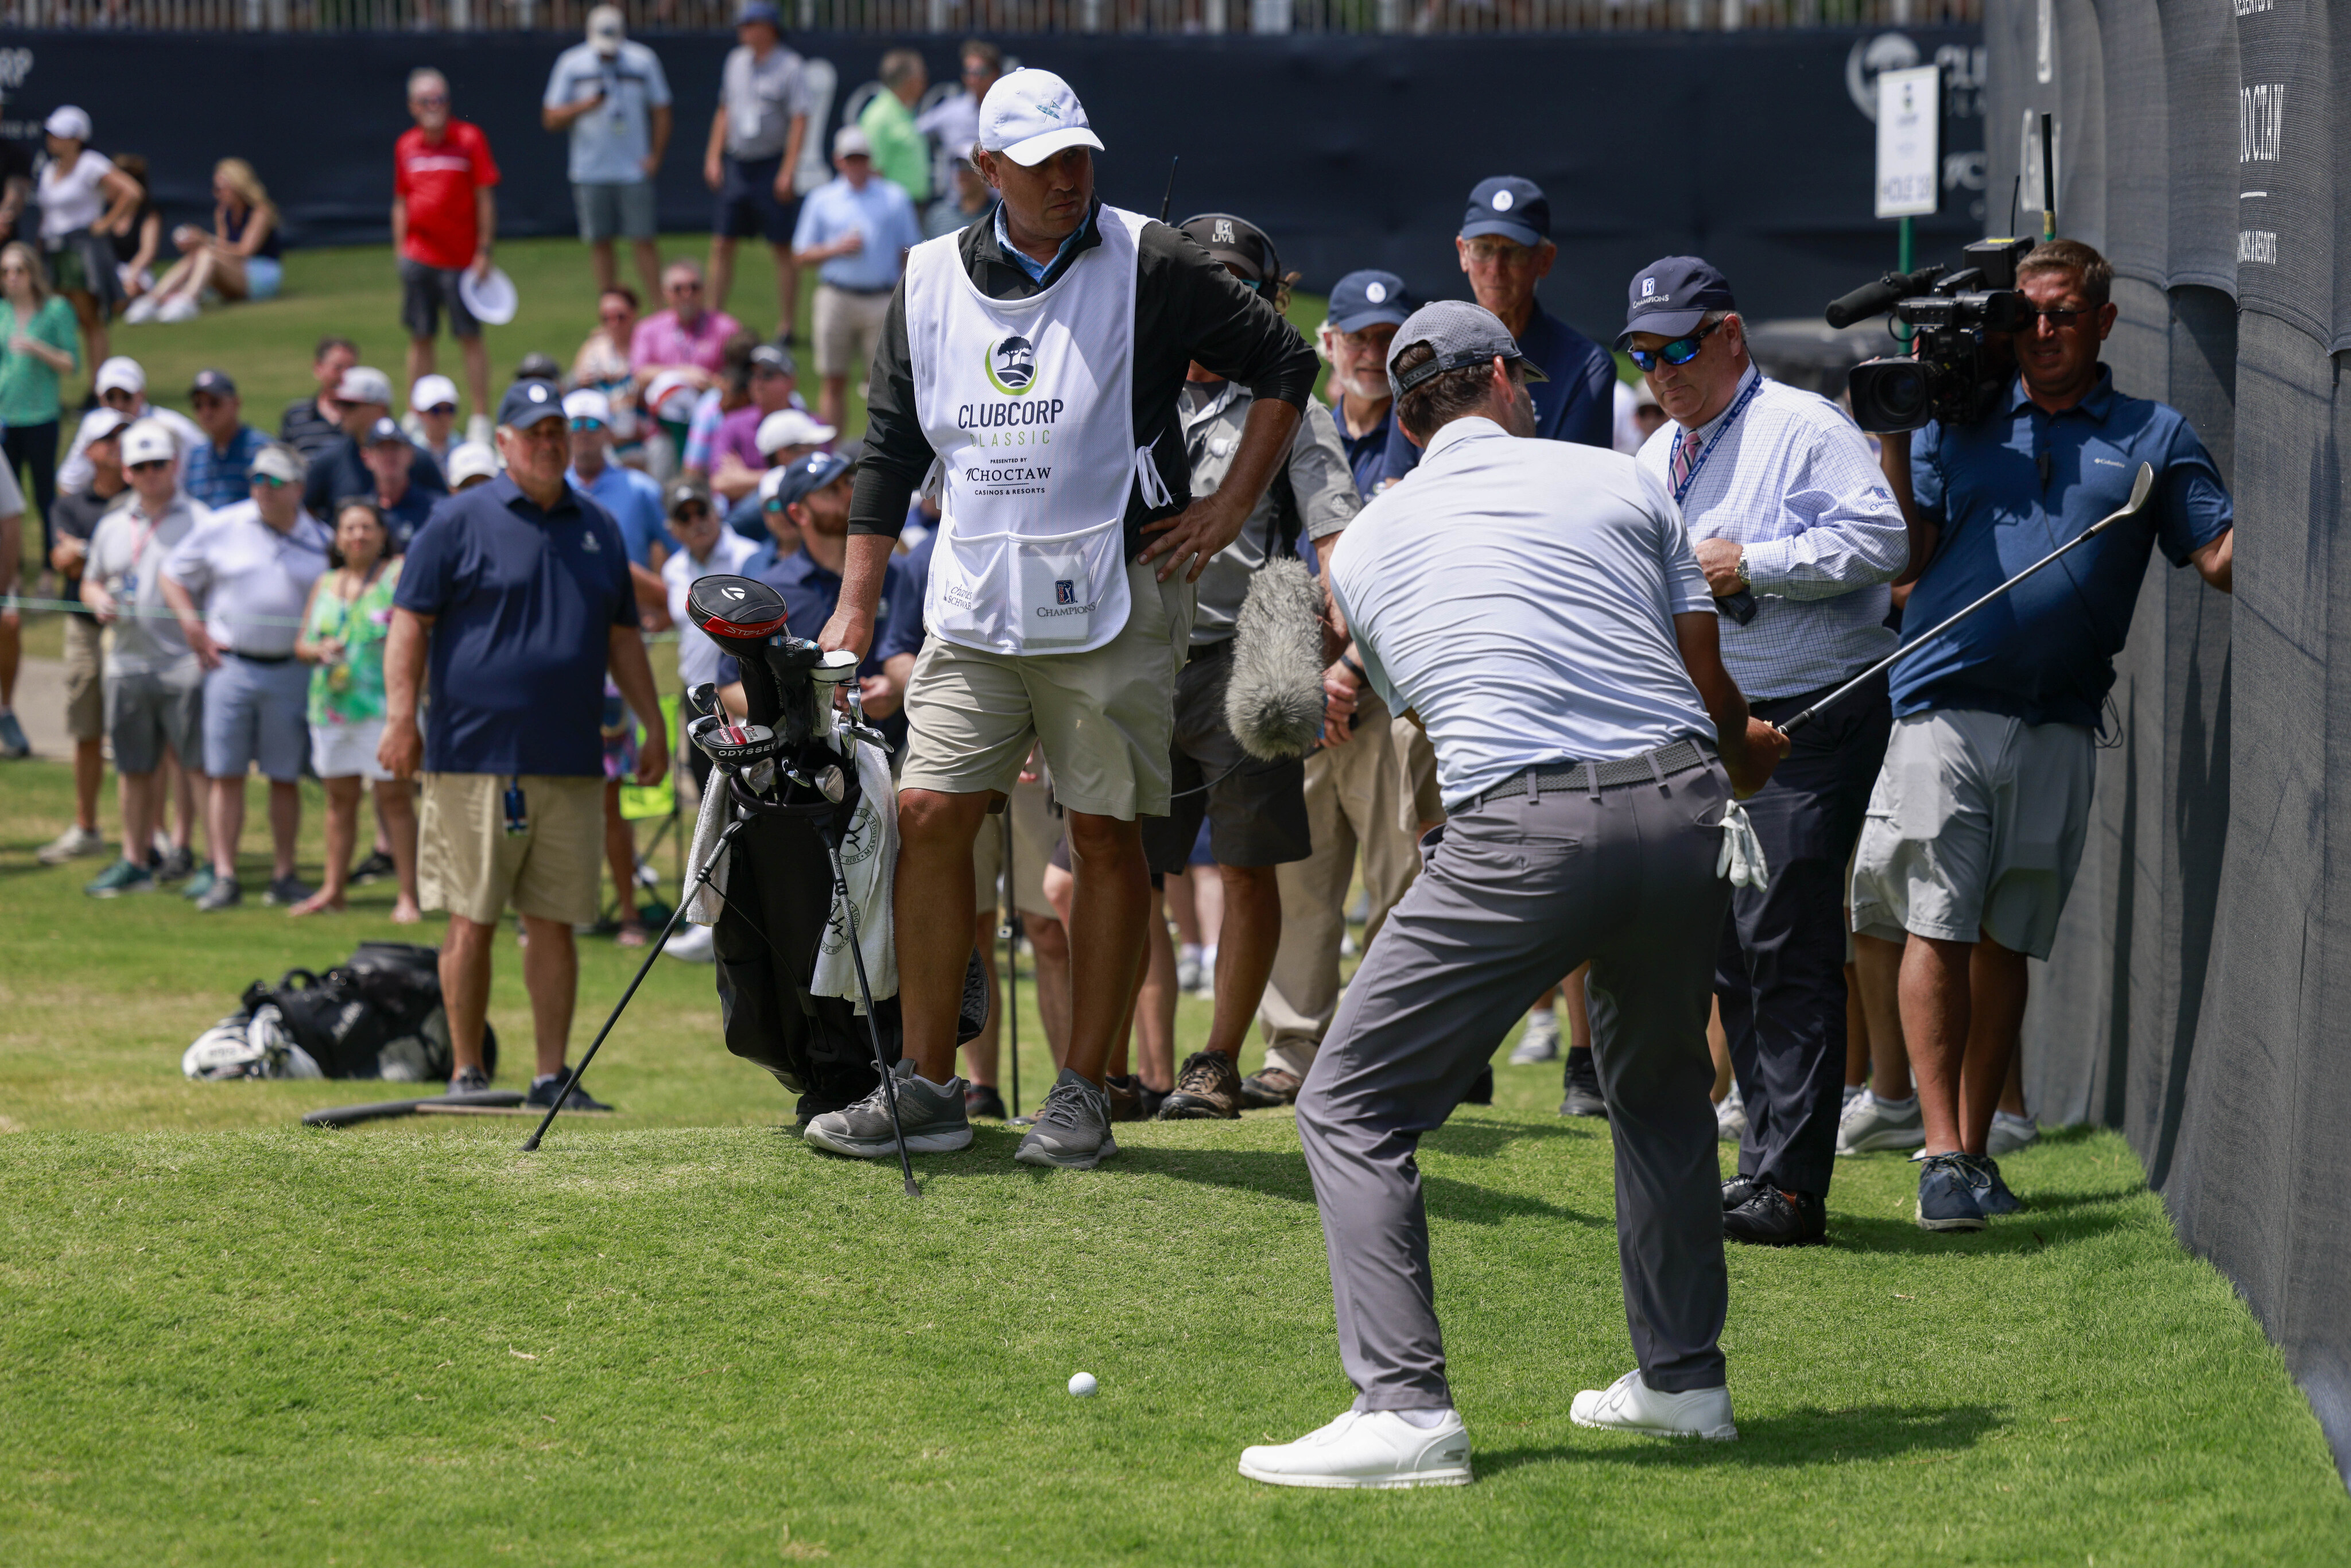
[1824,266,1948,329]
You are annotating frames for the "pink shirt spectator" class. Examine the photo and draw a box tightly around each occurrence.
[629,307,743,378]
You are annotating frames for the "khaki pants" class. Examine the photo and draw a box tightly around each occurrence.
[1256,692,1431,1078]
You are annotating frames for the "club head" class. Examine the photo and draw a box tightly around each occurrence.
[688,682,720,719]
[686,575,790,652]
[814,765,846,803]
[690,717,783,768]
[2124,461,2155,515]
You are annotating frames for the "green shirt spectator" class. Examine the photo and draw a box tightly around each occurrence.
[0,290,79,426]
[305,557,402,727]
[858,49,930,205]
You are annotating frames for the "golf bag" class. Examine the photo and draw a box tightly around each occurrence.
[196,942,498,1082]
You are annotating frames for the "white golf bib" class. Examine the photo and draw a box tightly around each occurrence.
[906,205,1157,655]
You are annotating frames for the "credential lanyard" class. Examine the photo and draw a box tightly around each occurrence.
[1671,372,1765,507]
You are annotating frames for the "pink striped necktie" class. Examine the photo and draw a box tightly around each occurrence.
[1670,425,1702,492]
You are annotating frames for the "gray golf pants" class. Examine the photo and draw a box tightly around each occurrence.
[1294,758,1735,1410]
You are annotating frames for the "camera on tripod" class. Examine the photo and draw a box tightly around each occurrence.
[1827,237,2036,434]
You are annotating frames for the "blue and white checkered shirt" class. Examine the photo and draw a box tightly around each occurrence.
[1636,367,1908,702]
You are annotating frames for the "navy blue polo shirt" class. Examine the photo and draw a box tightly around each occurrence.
[1381,302,1617,483]
[1899,369,2232,729]
[393,474,639,777]
[714,542,909,743]
[1334,393,1396,499]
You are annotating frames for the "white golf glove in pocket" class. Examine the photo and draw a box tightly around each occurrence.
[1716,802,1770,891]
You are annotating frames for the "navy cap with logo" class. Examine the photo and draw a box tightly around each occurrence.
[1616,255,1739,350]
[1386,300,1550,402]
[773,449,853,510]
[190,368,238,399]
[496,378,566,430]
[364,416,409,447]
[1327,270,1417,334]
[748,341,797,376]
[1460,177,1550,248]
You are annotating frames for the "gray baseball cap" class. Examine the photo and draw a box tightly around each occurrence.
[1385,300,1549,402]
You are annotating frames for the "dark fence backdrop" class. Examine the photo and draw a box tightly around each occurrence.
[1983,0,2349,1489]
[0,26,1982,329]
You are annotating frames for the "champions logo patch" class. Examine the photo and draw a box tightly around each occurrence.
[985,334,1038,395]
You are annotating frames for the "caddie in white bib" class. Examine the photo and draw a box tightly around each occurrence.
[903,203,1165,657]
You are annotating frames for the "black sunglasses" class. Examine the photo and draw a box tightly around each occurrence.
[1626,319,1725,373]
[2021,307,2089,329]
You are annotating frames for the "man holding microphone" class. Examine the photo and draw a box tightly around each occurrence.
[1241,301,1785,1488]
[1621,257,1910,1249]
[800,69,1316,1171]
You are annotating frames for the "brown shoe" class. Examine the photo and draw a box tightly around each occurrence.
[1157,1051,1243,1120]
[1238,1066,1302,1109]
[1104,1073,1148,1122]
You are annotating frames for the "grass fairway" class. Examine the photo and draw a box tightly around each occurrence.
[3,758,2349,1565]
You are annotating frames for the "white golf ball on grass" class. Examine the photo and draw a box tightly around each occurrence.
[1068,1371,1097,1398]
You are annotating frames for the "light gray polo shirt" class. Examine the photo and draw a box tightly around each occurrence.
[1330,416,1717,809]
[720,42,809,162]
[1178,378,1359,648]
[86,492,208,677]
[161,499,333,658]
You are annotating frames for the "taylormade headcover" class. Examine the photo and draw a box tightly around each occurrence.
[1225,556,1327,761]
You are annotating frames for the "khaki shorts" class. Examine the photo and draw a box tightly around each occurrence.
[64,614,104,740]
[418,772,604,927]
[813,283,892,380]
[900,560,1193,821]
[970,775,1059,917]
[1848,709,2094,961]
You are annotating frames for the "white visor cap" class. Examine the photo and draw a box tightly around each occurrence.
[977,69,1104,168]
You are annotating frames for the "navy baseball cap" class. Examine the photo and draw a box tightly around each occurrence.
[1460,177,1550,248]
[495,378,565,430]
[1616,256,1739,349]
[1327,270,1415,334]
[736,0,781,25]
[364,416,409,447]
[190,368,237,398]
[773,449,852,510]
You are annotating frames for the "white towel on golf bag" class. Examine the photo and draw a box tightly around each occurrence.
[681,735,900,1007]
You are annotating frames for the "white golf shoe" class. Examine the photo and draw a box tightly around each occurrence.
[1239,1407,1473,1489]
[1570,1371,1738,1441]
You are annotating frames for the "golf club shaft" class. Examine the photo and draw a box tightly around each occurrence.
[1779,507,2132,738]
[827,838,919,1196]
[520,814,748,1152]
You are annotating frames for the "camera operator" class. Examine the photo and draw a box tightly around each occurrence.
[1853,239,2233,1233]
[1620,256,1909,1249]
[1241,302,1785,1488]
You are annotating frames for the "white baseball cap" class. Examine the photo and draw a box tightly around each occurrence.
[76,407,130,445]
[587,3,624,54]
[45,106,91,142]
[121,418,177,469]
[562,388,614,426]
[249,443,305,484]
[94,356,145,397]
[833,126,872,161]
[336,366,395,407]
[447,441,501,487]
[755,407,836,456]
[410,374,459,413]
[977,69,1103,168]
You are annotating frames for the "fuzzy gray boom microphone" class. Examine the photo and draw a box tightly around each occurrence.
[1226,557,1330,760]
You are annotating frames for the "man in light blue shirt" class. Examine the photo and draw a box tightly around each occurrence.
[543,5,673,302]
[792,126,924,433]
[562,389,672,625]
[1244,301,1786,1491]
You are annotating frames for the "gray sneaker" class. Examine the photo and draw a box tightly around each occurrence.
[802,1058,973,1159]
[194,876,244,913]
[1837,1090,1925,1155]
[1014,1069,1119,1170]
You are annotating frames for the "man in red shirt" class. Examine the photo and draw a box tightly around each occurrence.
[392,68,499,444]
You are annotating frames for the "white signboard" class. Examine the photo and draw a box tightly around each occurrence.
[1875,65,1942,219]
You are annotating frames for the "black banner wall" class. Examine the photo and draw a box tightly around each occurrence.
[1987,0,2350,1490]
[0,26,1981,329]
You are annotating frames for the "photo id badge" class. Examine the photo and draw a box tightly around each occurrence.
[1016,544,1094,648]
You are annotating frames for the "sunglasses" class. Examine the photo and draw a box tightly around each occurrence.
[254,473,294,487]
[568,417,607,432]
[667,281,703,293]
[1626,319,1725,373]
[422,403,457,415]
[129,459,170,472]
[675,504,711,522]
[2021,307,2089,328]
[102,390,138,407]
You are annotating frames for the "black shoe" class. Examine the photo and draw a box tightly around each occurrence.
[351,849,397,884]
[1724,1186,1828,1247]
[523,1066,614,1113]
[1138,1083,1169,1121]
[1462,1065,1493,1106]
[1721,1175,1760,1211]
[1558,1046,1607,1119]
[964,1084,1008,1120]
[448,1064,491,1096]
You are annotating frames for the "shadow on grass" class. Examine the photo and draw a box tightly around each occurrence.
[1826,1208,2129,1255]
[1477,1402,2003,1477]
[1421,1117,1609,1160]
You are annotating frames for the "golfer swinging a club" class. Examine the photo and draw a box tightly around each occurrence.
[806,69,1316,1167]
[1239,302,1787,1488]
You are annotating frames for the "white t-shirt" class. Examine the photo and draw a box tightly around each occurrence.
[1330,416,1717,809]
[87,493,208,676]
[161,499,333,658]
[38,149,116,238]
[661,527,761,692]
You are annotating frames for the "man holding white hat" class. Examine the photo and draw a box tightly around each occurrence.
[800,67,1317,1170]
[791,123,923,434]
[57,356,201,495]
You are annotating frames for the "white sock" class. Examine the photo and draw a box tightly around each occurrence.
[532,1072,562,1089]
[1871,1092,1918,1112]
[1179,942,1202,963]
[1390,1407,1453,1429]
[1201,944,1218,971]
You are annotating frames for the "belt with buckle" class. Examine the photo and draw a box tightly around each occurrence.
[228,649,295,665]
[1474,738,1712,808]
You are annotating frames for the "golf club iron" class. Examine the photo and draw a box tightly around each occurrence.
[1778,461,2155,736]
